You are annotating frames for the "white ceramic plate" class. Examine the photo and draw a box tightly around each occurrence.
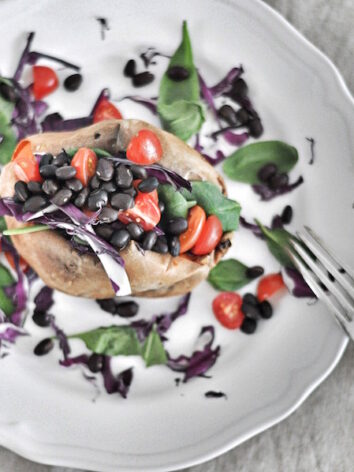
[0,0,353,471]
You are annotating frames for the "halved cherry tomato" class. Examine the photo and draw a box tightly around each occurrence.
[133,179,158,204]
[32,66,59,100]
[14,154,42,183]
[212,292,244,330]
[126,129,163,165]
[71,148,98,186]
[118,191,161,231]
[93,99,122,123]
[5,251,29,273]
[12,139,33,162]
[179,205,206,254]
[192,215,223,256]
[257,273,286,301]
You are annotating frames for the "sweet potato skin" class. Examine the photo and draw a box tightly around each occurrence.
[0,120,231,298]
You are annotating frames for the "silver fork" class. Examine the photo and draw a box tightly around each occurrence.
[287,226,354,339]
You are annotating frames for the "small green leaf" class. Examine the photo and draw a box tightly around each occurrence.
[142,326,167,367]
[0,78,17,165]
[0,217,7,233]
[208,259,251,291]
[0,263,15,287]
[256,219,297,268]
[66,147,111,158]
[0,286,14,317]
[182,181,241,232]
[3,224,50,236]
[223,141,298,184]
[157,184,196,220]
[71,326,141,357]
[157,21,205,141]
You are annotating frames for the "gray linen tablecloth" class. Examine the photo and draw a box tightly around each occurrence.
[1,1,353,470]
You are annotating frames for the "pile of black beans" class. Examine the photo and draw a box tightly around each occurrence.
[14,150,184,257]
[257,162,290,191]
[217,77,263,138]
[123,59,154,87]
[240,293,273,335]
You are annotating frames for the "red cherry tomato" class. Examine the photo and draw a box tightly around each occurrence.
[32,66,59,100]
[179,205,206,254]
[12,139,33,162]
[118,191,161,231]
[126,129,163,165]
[192,215,223,256]
[5,251,29,273]
[257,273,286,301]
[14,154,42,183]
[212,292,244,330]
[71,148,98,186]
[93,99,122,123]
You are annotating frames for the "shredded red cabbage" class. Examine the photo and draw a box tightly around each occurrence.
[252,176,304,201]
[0,325,27,343]
[282,267,316,298]
[239,216,265,239]
[120,95,158,115]
[102,357,133,398]
[194,135,226,166]
[209,66,244,96]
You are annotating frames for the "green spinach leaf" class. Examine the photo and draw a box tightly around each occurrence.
[0,263,15,287]
[158,184,196,220]
[223,141,298,184]
[0,286,14,317]
[208,259,251,291]
[0,78,17,165]
[0,217,7,233]
[182,181,241,232]
[142,326,167,367]
[256,219,297,268]
[157,21,205,141]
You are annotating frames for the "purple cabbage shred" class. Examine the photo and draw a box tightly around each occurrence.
[252,176,304,201]
[283,267,316,298]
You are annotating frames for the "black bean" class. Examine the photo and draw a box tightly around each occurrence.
[52,188,73,206]
[90,174,101,190]
[259,300,273,319]
[111,192,134,210]
[0,82,17,102]
[158,200,165,213]
[95,223,114,241]
[40,164,57,179]
[249,118,264,138]
[167,65,190,82]
[137,176,159,193]
[32,310,51,327]
[63,73,83,92]
[42,179,59,197]
[281,205,293,225]
[241,317,257,334]
[96,158,114,182]
[153,235,169,254]
[217,105,238,126]
[246,265,264,279]
[74,187,89,208]
[111,229,131,250]
[98,207,119,224]
[241,302,261,319]
[130,165,147,180]
[169,236,180,257]
[14,181,29,202]
[115,165,133,188]
[39,153,53,167]
[97,298,116,313]
[235,108,250,125]
[55,166,76,180]
[34,338,54,356]
[123,59,136,77]
[328,271,335,282]
[132,71,154,87]
[243,293,258,306]
[65,178,83,192]
[23,195,48,213]
[166,217,188,236]
[121,186,137,198]
[52,151,69,167]
[116,301,139,318]
[88,189,108,210]
[27,181,43,195]
[268,172,289,190]
[126,222,144,241]
[142,231,157,250]
[100,181,117,193]
[87,353,104,373]
[257,163,278,183]
[232,78,248,97]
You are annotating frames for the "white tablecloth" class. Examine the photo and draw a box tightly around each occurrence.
[1,1,353,471]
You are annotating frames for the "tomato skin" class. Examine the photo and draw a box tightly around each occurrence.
[32,66,59,100]
[126,129,163,165]
[14,155,42,183]
[257,273,286,301]
[212,292,244,330]
[192,215,223,256]
[179,205,206,254]
[12,139,33,162]
[118,190,161,231]
[71,148,98,186]
[93,99,122,123]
